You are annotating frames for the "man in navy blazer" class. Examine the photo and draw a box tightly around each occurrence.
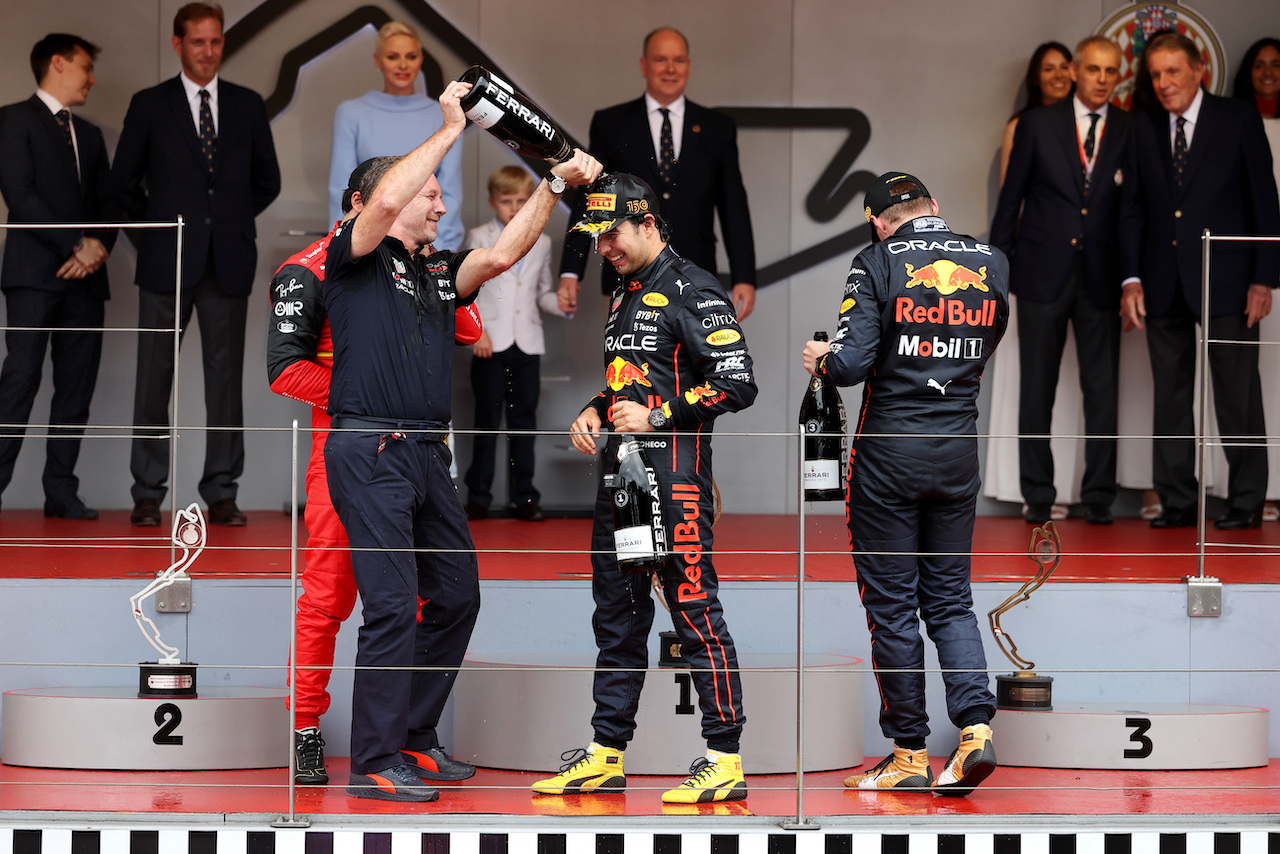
[0,34,117,519]
[556,27,757,320]
[991,36,1130,526]
[1119,32,1280,530]
[113,2,280,527]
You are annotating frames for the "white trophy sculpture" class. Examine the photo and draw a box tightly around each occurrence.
[131,502,204,698]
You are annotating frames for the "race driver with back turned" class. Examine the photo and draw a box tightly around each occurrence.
[536,173,757,804]
[803,172,1009,796]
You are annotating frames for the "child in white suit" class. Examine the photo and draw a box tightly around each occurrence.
[463,166,567,521]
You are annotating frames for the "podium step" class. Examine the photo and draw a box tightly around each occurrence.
[453,653,863,774]
[2,686,289,770]
[998,703,1269,769]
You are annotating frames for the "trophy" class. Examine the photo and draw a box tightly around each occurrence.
[130,503,204,698]
[988,520,1060,710]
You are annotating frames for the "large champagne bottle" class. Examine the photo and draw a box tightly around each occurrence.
[457,66,574,163]
[800,331,847,501]
[603,437,668,573]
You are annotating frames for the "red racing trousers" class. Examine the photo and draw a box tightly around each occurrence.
[288,408,357,729]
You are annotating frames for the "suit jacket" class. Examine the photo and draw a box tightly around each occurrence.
[0,95,116,299]
[463,219,564,355]
[561,96,755,293]
[991,99,1130,309]
[1119,92,1280,317]
[112,75,280,296]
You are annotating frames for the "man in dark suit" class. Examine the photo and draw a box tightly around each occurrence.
[0,34,117,519]
[1119,32,1280,530]
[556,27,757,320]
[113,2,280,527]
[991,36,1130,526]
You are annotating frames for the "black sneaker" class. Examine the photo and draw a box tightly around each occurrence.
[401,746,476,781]
[294,727,328,785]
[346,763,440,802]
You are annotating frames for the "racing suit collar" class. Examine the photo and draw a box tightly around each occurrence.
[893,215,950,236]
[625,243,679,288]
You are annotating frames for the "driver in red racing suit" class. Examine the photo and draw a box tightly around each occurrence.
[266,160,481,785]
[804,172,1008,797]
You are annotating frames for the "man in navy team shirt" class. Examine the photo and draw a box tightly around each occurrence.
[322,79,601,802]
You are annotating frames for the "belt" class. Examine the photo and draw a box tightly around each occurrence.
[330,416,448,442]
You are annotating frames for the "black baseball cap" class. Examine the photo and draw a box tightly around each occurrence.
[341,158,378,214]
[570,173,660,235]
[863,171,931,221]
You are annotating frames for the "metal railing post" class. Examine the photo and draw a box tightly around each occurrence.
[781,425,819,830]
[275,419,308,827]
[1197,228,1211,579]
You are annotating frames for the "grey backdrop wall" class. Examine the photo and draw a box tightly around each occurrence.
[0,0,1268,516]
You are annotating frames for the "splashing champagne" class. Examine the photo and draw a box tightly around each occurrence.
[457,66,574,163]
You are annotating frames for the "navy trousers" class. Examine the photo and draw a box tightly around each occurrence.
[847,435,995,742]
[324,430,480,774]
[0,286,104,504]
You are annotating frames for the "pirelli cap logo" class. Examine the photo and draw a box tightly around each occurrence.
[904,261,988,295]
[586,193,618,212]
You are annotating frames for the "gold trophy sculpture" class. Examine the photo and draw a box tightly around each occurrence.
[987,520,1060,710]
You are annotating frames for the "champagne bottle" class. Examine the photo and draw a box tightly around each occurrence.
[603,437,668,573]
[800,331,847,501]
[457,65,574,163]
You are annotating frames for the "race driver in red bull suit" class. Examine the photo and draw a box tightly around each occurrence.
[535,173,756,804]
[803,172,1009,796]
[266,158,483,787]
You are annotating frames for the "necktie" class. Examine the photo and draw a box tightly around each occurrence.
[54,110,79,183]
[198,89,217,175]
[1082,112,1099,191]
[658,107,675,186]
[1173,116,1188,190]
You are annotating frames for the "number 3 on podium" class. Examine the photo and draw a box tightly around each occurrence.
[1124,717,1152,759]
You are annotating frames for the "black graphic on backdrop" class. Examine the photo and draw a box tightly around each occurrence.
[225,1,874,287]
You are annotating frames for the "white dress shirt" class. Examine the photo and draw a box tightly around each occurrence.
[645,92,685,162]
[179,72,219,135]
[1168,86,1203,150]
[1072,96,1110,180]
[35,88,79,181]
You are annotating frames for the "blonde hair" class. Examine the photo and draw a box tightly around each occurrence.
[488,165,536,197]
[376,21,421,52]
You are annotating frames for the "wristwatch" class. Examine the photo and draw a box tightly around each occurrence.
[648,406,668,430]
[547,174,567,194]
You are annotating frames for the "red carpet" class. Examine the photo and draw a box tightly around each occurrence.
[0,759,1276,817]
[1,511,1277,583]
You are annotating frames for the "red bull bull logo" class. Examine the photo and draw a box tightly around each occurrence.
[904,260,989,295]
[605,356,652,391]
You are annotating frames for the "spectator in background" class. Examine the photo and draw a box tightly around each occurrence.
[113,1,280,528]
[1119,32,1280,530]
[985,40,1075,520]
[1000,42,1074,184]
[0,33,117,519]
[328,21,462,250]
[557,27,757,320]
[462,166,566,523]
[1235,36,1280,523]
[991,37,1130,526]
[1233,38,1280,118]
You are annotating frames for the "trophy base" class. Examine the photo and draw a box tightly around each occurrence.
[996,672,1052,710]
[658,630,688,668]
[138,661,198,699]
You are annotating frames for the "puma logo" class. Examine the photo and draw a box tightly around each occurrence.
[927,378,952,395]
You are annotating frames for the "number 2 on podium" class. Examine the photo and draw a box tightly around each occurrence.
[154,703,184,745]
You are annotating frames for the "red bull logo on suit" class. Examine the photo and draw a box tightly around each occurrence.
[903,260,989,295]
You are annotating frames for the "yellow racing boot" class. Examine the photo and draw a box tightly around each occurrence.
[531,743,625,795]
[662,750,747,803]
